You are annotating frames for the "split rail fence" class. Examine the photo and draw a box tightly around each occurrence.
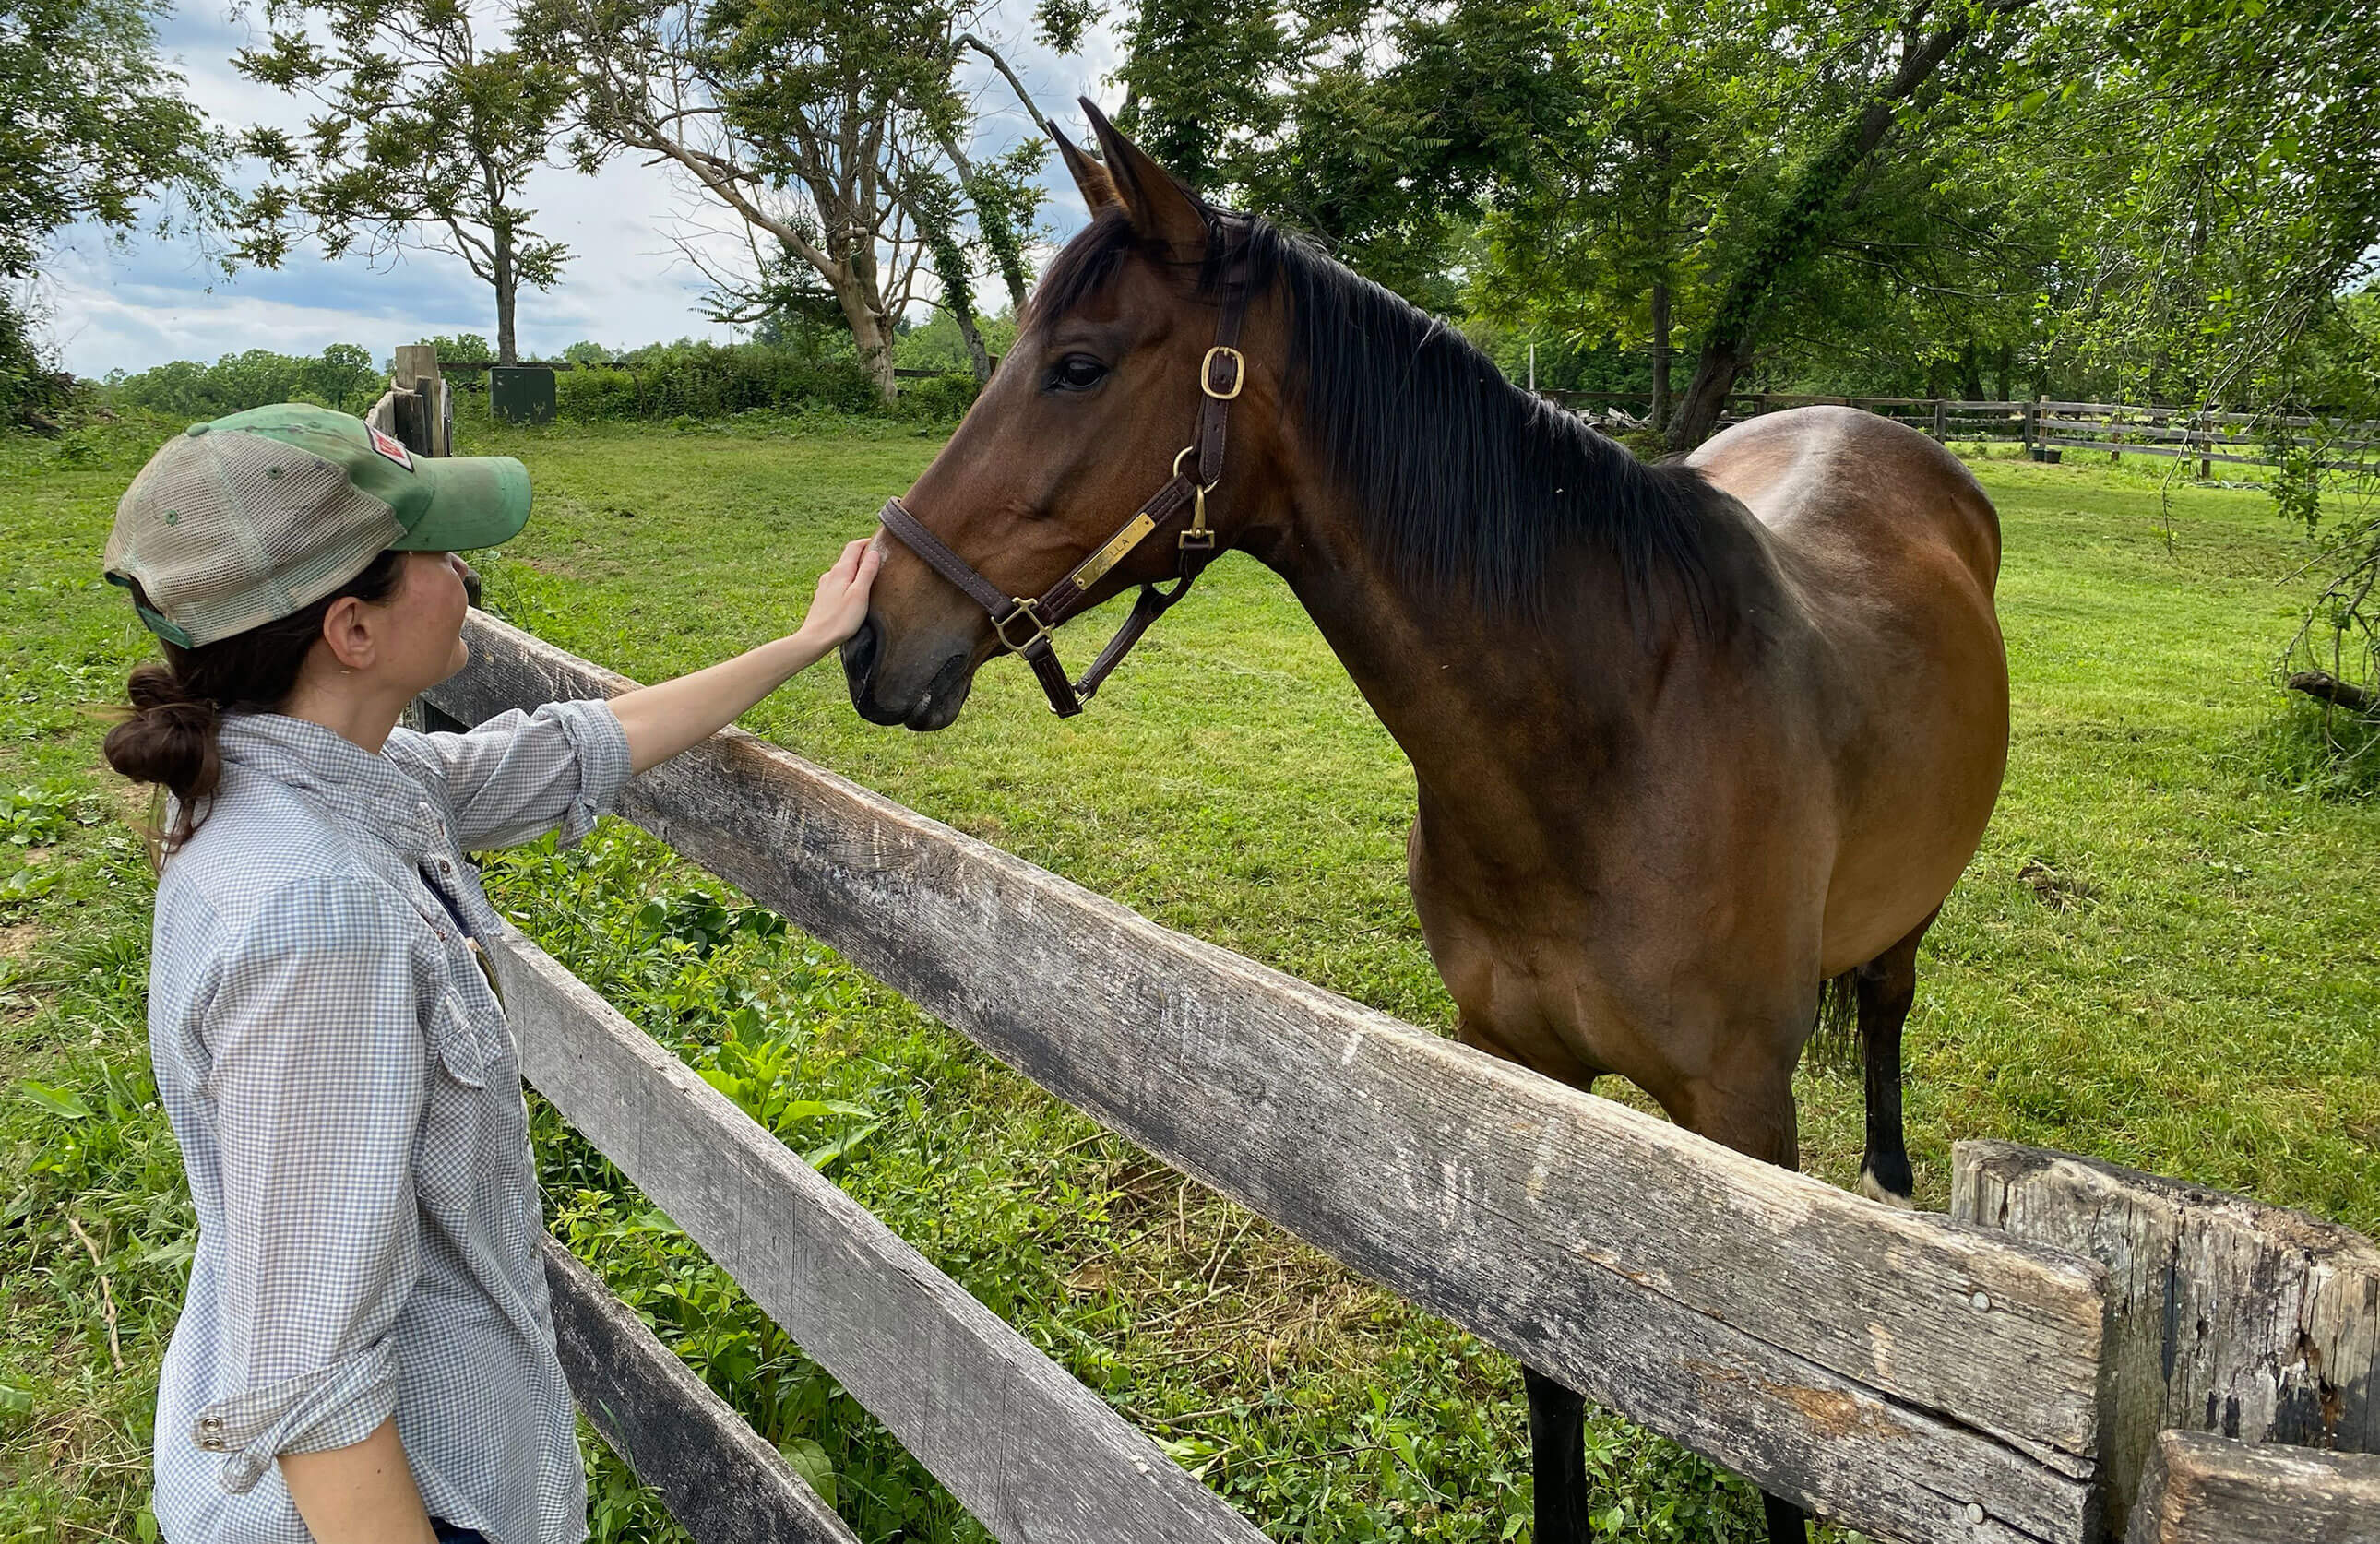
[1541,391,2380,477]
[417,614,2380,1544]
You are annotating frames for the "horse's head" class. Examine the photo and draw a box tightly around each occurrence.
[842,102,1284,730]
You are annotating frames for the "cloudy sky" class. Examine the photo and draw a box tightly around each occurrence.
[41,1,1123,378]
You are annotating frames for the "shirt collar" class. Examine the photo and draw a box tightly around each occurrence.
[215,712,444,856]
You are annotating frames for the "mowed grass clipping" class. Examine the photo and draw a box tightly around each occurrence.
[1,407,2374,1544]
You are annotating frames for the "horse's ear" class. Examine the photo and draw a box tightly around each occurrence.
[1077,97,1208,257]
[1050,125,1120,214]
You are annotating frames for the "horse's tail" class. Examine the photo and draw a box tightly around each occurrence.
[1805,969,1860,1072]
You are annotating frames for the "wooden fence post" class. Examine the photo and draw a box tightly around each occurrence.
[1953,1142,2380,1538]
[390,344,449,457]
[2126,1431,2380,1544]
[1934,400,1949,442]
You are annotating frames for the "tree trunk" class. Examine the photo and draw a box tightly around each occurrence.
[832,275,898,403]
[955,306,992,383]
[1660,1,2023,452]
[1995,342,2015,400]
[1959,338,1983,401]
[1667,337,1752,453]
[494,226,519,366]
[823,220,898,405]
[1649,277,1672,432]
[937,129,1031,315]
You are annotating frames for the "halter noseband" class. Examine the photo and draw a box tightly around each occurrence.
[875,279,1251,718]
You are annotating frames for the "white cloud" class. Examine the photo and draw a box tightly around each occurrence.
[46,0,1126,377]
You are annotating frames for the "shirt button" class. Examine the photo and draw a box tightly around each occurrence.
[438,859,453,873]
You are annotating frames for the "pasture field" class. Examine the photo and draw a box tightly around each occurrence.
[4,407,2375,1543]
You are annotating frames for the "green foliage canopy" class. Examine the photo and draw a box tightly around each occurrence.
[232,0,573,364]
[0,0,225,415]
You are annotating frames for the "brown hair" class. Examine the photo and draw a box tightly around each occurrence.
[103,550,408,853]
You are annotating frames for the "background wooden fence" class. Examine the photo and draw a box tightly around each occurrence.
[1540,391,2380,476]
[416,615,2380,1544]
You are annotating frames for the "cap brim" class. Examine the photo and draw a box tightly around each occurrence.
[391,456,532,552]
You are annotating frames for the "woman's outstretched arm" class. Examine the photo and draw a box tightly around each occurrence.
[608,537,881,774]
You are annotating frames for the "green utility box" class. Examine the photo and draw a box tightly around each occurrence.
[491,366,557,425]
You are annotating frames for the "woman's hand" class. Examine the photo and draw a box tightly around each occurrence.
[797,538,882,650]
[610,535,887,773]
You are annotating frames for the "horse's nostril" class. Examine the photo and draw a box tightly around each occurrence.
[840,614,879,687]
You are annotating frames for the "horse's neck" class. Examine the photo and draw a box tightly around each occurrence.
[1255,484,1654,825]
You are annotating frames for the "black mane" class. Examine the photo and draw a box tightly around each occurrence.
[1031,202,1725,624]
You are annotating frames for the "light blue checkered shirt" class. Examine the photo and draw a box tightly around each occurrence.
[147,701,631,1544]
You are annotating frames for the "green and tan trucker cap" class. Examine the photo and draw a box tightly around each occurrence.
[102,403,530,647]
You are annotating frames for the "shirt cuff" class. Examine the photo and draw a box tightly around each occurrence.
[533,697,632,847]
[195,1340,399,1493]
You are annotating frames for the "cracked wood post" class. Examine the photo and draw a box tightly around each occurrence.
[2125,1431,2380,1544]
[1954,1142,2380,1538]
[426,614,2116,1544]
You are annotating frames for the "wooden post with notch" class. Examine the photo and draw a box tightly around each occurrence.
[390,343,449,457]
[2126,1430,2380,1543]
[1953,1141,2380,1538]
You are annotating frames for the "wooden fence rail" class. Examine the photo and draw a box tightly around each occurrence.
[541,1237,857,1543]
[494,924,1267,1544]
[425,613,2110,1544]
[1538,391,2380,474]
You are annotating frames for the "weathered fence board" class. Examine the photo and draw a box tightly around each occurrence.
[1954,1142,2380,1535]
[490,925,1268,1544]
[541,1237,858,1544]
[2125,1431,2380,1544]
[431,615,2112,1544]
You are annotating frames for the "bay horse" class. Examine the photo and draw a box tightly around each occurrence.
[842,102,2009,1543]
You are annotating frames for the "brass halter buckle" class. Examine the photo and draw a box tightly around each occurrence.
[1202,346,1246,400]
[994,597,1053,652]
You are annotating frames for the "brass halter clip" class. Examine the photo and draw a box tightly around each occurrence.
[1172,444,1218,551]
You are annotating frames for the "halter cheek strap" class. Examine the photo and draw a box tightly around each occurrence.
[875,279,1251,718]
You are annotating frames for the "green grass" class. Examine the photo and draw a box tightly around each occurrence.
[3,405,2374,1543]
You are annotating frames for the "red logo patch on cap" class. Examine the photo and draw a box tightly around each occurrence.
[368,425,414,471]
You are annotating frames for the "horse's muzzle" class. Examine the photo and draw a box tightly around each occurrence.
[841,615,974,731]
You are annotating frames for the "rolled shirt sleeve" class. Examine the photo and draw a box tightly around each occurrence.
[195,875,428,1491]
[390,697,633,849]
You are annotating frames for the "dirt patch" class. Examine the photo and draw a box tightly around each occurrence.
[2017,856,2098,911]
[0,923,35,961]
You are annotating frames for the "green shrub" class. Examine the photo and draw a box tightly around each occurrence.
[890,373,978,423]
[102,345,381,419]
[551,343,878,422]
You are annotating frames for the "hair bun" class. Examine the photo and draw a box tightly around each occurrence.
[104,662,222,814]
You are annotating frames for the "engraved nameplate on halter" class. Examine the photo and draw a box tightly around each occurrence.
[1073,512,1159,590]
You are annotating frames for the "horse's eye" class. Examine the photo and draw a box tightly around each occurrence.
[1048,354,1109,392]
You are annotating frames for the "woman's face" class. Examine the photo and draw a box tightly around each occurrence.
[379,551,474,691]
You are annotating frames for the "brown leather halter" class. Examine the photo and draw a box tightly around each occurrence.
[875,279,1249,717]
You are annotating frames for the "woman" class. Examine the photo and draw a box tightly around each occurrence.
[100,404,879,1544]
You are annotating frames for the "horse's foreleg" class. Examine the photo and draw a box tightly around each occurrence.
[1522,1366,1589,1542]
[1854,909,1938,1210]
[1668,1058,1811,1544]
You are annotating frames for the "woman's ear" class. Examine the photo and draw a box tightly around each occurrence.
[319,593,376,673]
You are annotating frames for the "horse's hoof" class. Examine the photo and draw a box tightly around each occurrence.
[1860,1167,1917,1209]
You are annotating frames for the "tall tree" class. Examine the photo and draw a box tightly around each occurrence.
[1655,0,2037,448]
[523,0,1043,400]
[1,0,225,417]
[234,0,572,365]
